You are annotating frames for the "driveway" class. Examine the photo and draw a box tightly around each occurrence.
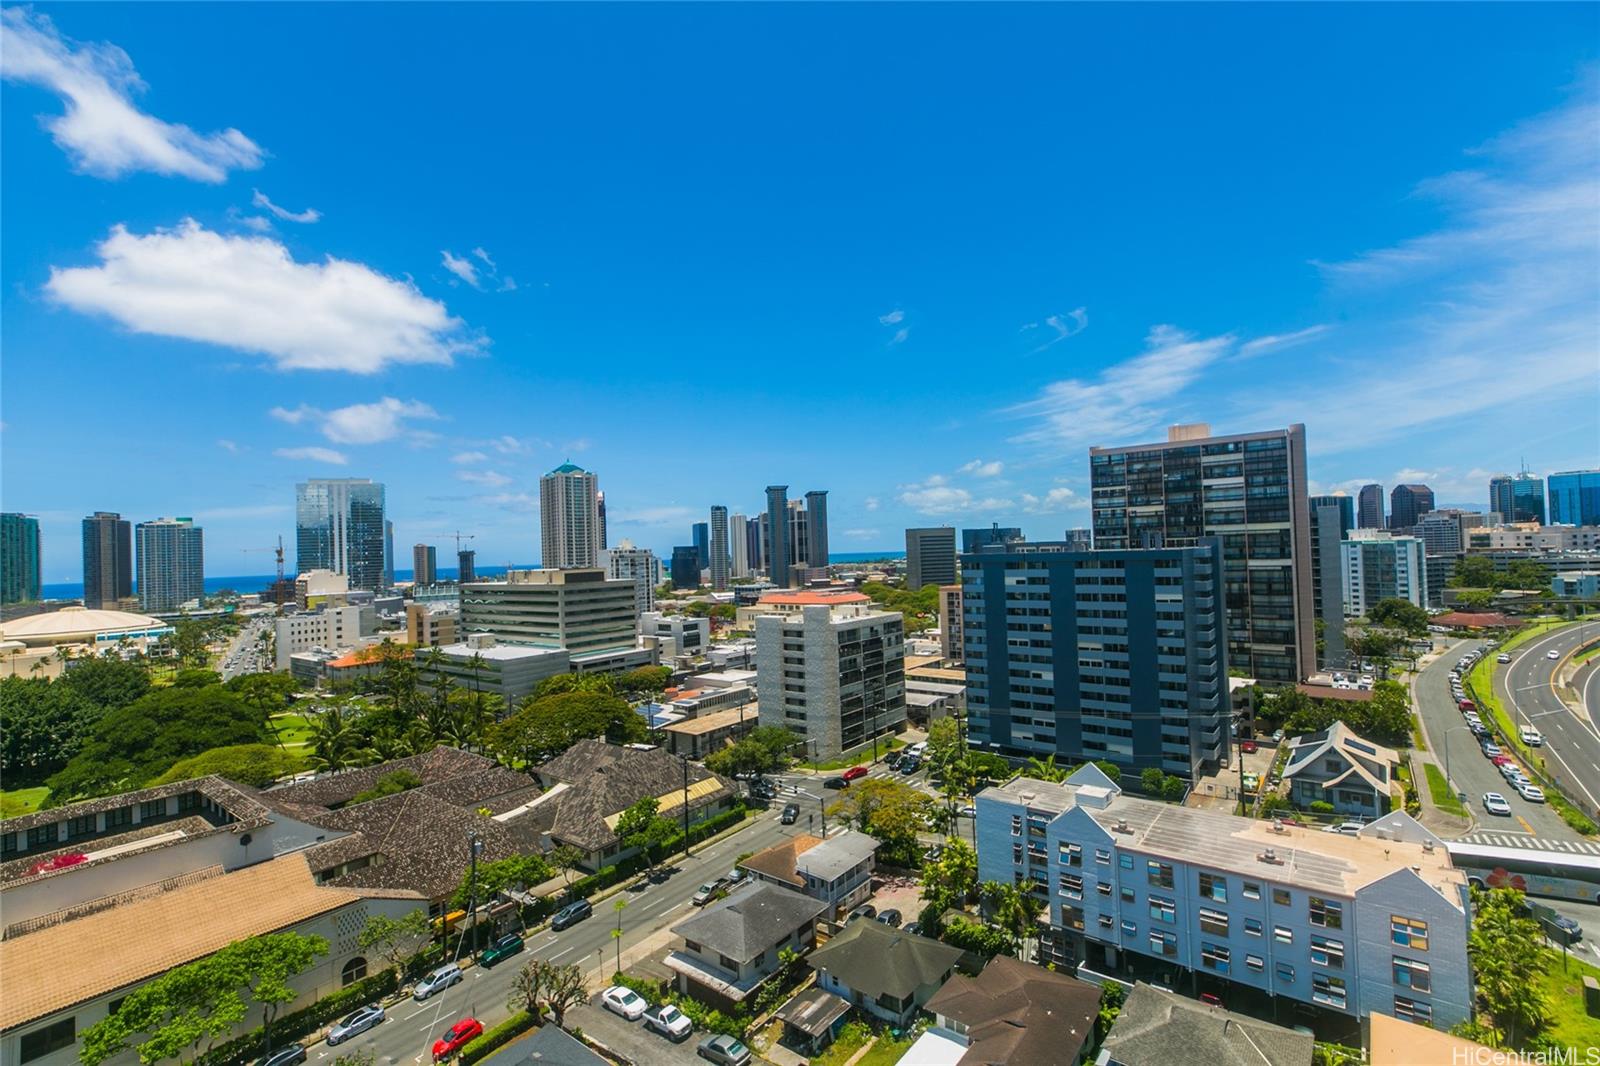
[567,999,714,1066]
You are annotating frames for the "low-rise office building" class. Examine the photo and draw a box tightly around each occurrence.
[415,634,570,706]
[274,605,370,670]
[639,611,710,662]
[660,703,759,758]
[405,602,459,647]
[1340,533,1426,617]
[461,568,637,655]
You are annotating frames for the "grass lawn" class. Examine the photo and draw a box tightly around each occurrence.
[1540,951,1600,1050]
[270,712,316,753]
[811,1027,871,1066]
[854,1033,917,1066]
[799,737,907,772]
[1423,763,1467,816]
[1,787,49,818]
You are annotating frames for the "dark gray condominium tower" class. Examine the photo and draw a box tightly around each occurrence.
[1090,423,1314,683]
[804,491,830,568]
[904,527,957,590]
[764,486,791,587]
[961,538,1230,781]
[1357,483,1384,530]
[82,511,133,610]
[1388,483,1435,531]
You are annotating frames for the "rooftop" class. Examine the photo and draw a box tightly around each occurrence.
[794,830,879,883]
[670,882,826,962]
[923,955,1100,1066]
[773,987,851,1038]
[756,590,871,606]
[481,1023,608,1066]
[661,705,757,736]
[805,918,964,998]
[0,606,169,640]
[1100,982,1314,1066]
[739,833,824,888]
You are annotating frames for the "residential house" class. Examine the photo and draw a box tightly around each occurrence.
[773,987,852,1056]
[480,1023,610,1066]
[1096,982,1314,1066]
[919,955,1102,1066]
[1281,722,1399,818]
[665,882,826,1011]
[738,830,879,921]
[806,919,964,1028]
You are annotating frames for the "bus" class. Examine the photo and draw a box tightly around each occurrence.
[1445,841,1600,904]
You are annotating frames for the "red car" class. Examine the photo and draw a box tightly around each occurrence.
[1240,741,1257,754]
[1458,699,1475,712]
[842,765,870,782]
[432,1018,483,1061]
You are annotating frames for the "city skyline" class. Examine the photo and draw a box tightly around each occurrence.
[3,6,1597,582]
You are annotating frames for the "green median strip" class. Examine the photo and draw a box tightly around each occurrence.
[1422,763,1467,817]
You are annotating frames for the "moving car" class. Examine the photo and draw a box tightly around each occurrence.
[644,1004,694,1041]
[823,776,849,790]
[1321,822,1362,836]
[1548,649,1561,660]
[781,802,800,825]
[842,765,870,782]
[875,908,903,928]
[1483,792,1512,816]
[432,1018,483,1061]
[692,879,729,906]
[601,985,649,1021]
[480,933,524,967]
[1516,782,1546,803]
[899,756,922,774]
[254,1045,306,1066]
[413,963,463,1001]
[551,899,593,931]
[327,1004,385,1044]
[697,1034,753,1066]
[1497,653,1512,664]
[1552,914,1583,941]
[1521,727,1544,746]
[749,778,776,800]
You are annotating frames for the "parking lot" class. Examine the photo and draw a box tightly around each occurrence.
[567,996,717,1066]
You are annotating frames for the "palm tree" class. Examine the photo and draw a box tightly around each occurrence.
[1024,754,1067,783]
[307,701,372,770]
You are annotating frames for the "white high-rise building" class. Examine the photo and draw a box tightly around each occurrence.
[710,506,730,590]
[601,540,661,617]
[729,513,751,578]
[1341,532,1427,617]
[135,517,204,612]
[539,462,601,569]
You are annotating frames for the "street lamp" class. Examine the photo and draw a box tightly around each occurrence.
[678,753,692,859]
[466,833,484,957]
[1442,726,1475,807]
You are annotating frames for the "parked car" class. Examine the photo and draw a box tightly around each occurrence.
[749,779,776,799]
[1516,782,1546,803]
[1521,727,1544,746]
[413,964,463,1001]
[899,757,922,775]
[644,1004,694,1041]
[781,802,800,825]
[846,903,877,923]
[1240,740,1257,754]
[726,867,749,887]
[480,933,524,967]
[697,1034,753,1066]
[1499,762,1525,781]
[876,908,903,928]
[823,776,849,790]
[327,1004,385,1044]
[904,921,923,936]
[1497,653,1512,664]
[1458,699,1476,712]
[1321,822,1362,836]
[693,879,729,906]
[1199,992,1225,1007]
[1491,754,1513,767]
[958,804,977,819]
[551,899,593,931]
[254,1045,306,1066]
[432,1019,483,1061]
[1483,792,1512,816]
[601,985,649,1021]
[884,753,904,771]
[842,765,870,782]
[1481,742,1503,759]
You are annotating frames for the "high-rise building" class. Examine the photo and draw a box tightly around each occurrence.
[745,516,764,573]
[671,546,700,590]
[765,486,791,587]
[412,544,438,585]
[539,462,601,569]
[601,539,660,615]
[729,513,751,578]
[384,519,395,588]
[135,517,204,612]
[1357,483,1384,530]
[82,511,133,609]
[805,490,830,568]
[692,522,710,571]
[904,527,957,590]
[1548,470,1600,527]
[1342,532,1427,616]
[1063,527,1093,552]
[962,525,1023,554]
[296,480,387,591]
[1,513,42,605]
[937,584,963,663]
[1490,472,1545,525]
[755,593,906,760]
[709,506,730,590]
[1307,496,1350,667]
[1387,484,1434,531]
[457,549,477,583]
[597,490,608,550]
[461,568,637,656]
[1090,423,1314,683]
[963,538,1229,780]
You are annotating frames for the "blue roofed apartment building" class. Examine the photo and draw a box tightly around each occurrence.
[974,765,1471,1032]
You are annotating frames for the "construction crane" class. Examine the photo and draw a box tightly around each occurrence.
[451,531,477,582]
[241,536,287,607]
[451,530,476,553]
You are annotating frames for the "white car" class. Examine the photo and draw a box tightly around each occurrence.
[1322,822,1362,836]
[1483,792,1512,816]
[601,986,648,1021]
[1516,782,1546,803]
[1520,727,1544,746]
[1497,654,1512,664]
[1548,649,1561,660]
[643,1003,694,1041]
[1499,762,1524,781]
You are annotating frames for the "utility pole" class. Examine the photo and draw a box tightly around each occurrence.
[466,833,483,957]
[680,754,691,859]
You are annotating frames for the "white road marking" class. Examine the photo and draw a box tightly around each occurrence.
[550,945,577,962]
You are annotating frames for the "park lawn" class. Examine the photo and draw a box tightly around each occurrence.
[1,787,49,818]
[1423,763,1467,816]
[1540,951,1600,1051]
[270,712,316,753]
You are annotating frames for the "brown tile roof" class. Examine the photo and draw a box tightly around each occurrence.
[924,955,1100,1066]
[1295,683,1374,703]
[525,740,735,852]
[661,706,757,736]
[738,834,822,888]
[0,775,269,838]
[0,855,359,1032]
[263,747,512,809]
[756,590,870,606]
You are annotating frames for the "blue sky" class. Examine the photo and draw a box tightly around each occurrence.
[3,4,1596,582]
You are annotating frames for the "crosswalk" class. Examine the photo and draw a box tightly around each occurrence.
[1458,830,1600,856]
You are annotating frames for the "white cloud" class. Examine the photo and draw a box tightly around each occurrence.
[216,438,239,453]
[480,492,536,511]
[1392,468,1438,485]
[896,476,1016,516]
[441,250,481,289]
[1021,488,1079,514]
[47,220,479,373]
[612,505,697,526]
[472,248,497,269]
[451,450,488,464]
[890,327,909,345]
[863,497,880,512]
[0,7,263,182]
[252,190,320,224]
[561,438,592,454]
[1237,324,1330,358]
[270,397,439,444]
[1025,308,1088,354]
[274,445,348,465]
[228,210,273,233]
[958,459,1004,478]
[492,435,535,455]
[878,309,904,325]
[458,469,513,487]
[843,528,880,538]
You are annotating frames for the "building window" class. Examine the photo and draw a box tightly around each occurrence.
[1148,896,1176,924]
[1309,896,1343,929]
[685,940,702,954]
[1098,881,1113,897]
[1242,881,1261,900]
[1272,887,1291,906]
[106,806,132,829]
[66,816,95,840]
[1122,920,1137,938]
[1312,974,1347,1008]
[26,825,56,848]
[1246,954,1264,972]
[1012,815,1023,836]
[1120,887,1135,904]
[1147,861,1174,889]
[1198,872,1227,903]
[1201,943,1231,974]
[341,957,368,985]
[20,1019,75,1064]
[1095,848,1112,865]
[1119,854,1134,870]
[1060,843,1082,867]
[1310,936,1345,970]
[139,799,167,821]
[1149,931,1177,957]
[177,791,201,813]
[1063,906,1086,932]
[1276,962,1296,984]
[1059,873,1083,899]
[719,954,741,972]
[1394,996,1433,1024]
[1,832,16,856]
[1199,908,1229,937]
[1393,957,1432,992]
[1098,914,1114,929]
[1391,916,1429,951]
[1244,917,1262,937]
[1274,926,1293,945]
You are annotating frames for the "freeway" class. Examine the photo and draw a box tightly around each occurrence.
[1497,622,1600,815]
[312,798,805,1066]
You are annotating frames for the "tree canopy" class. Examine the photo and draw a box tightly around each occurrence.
[828,777,935,866]
[152,744,306,788]
[1367,597,1429,636]
[487,690,644,765]
[860,581,940,633]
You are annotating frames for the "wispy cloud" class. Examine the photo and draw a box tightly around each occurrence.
[0,7,263,182]
[216,438,240,453]
[1020,488,1080,514]
[458,469,513,488]
[843,528,880,539]
[440,250,481,289]
[451,450,488,464]
[193,503,290,521]
[252,190,320,224]
[274,445,348,465]
[958,459,1004,478]
[612,505,698,526]
[1237,324,1330,358]
[269,397,439,444]
[1021,308,1088,354]
[863,497,880,512]
[492,435,537,455]
[442,246,516,292]
[48,220,480,373]
[878,309,904,325]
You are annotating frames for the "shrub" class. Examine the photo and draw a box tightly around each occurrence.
[940,915,1014,958]
[612,974,665,1006]
[460,1011,537,1065]
[196,970,397,1066]
[1309,800,1335,815]
[665,993,748,1038]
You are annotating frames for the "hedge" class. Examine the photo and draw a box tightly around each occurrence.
[459,1011,537,1065]
[197,969,398,1066]
[563,804,750,903]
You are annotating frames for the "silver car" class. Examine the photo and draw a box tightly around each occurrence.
[327,1004,385,1044]
[413,963,463,1001]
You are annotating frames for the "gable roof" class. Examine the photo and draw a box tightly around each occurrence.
[740,834,823,887]
[670,883,825,962]
[482,1023,608,1066]
[794,830,878,882]
[806,918,964,999]
[923,955,1099,1066]
[1283,721,1396,791]
[525,740,734,852]
[1101,982,1314,1066]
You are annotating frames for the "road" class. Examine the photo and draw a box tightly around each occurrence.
[1497,622,1600,815]
[315,799,806,1066]
[219,616,273,680]
[1417,638,1576,840]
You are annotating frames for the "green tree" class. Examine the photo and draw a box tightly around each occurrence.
[1505,559,1550,592]
[919,837,978,920]
[507,957,545,1015]
[507,958,586,1025]
[173,668,223,689]
[1139,768,1166,795]
[349,769,424,805]
[451,853,554,910]
[486,690,643,765]
[615,797,676,874]
[1095,982,1125,1042]
[170,615,213,668]
[58,656,152,710]
[1456,588,1497,610]
[1468,886,1549,1046]
[828,778,936,866]
[924,717,963,776]
[1450,556,1502,591]
[1024,754,1067,783]
[152,744,305,788]
[549,844,586,893]
[357,910,431,982]
[0,676,100,783]
[306,701,372,772]
[614,665,673,697]
[1367,597,1430,636]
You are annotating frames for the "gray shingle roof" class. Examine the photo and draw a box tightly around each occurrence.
[1101,983,1315,1066]
[482,1024,608,1066]
[806,918,964,999]
[264,748,517,809]
[670,883,825,962]
[923,955,1099,1066]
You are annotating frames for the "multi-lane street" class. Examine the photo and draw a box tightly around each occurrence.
[1497,622,1600,814]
